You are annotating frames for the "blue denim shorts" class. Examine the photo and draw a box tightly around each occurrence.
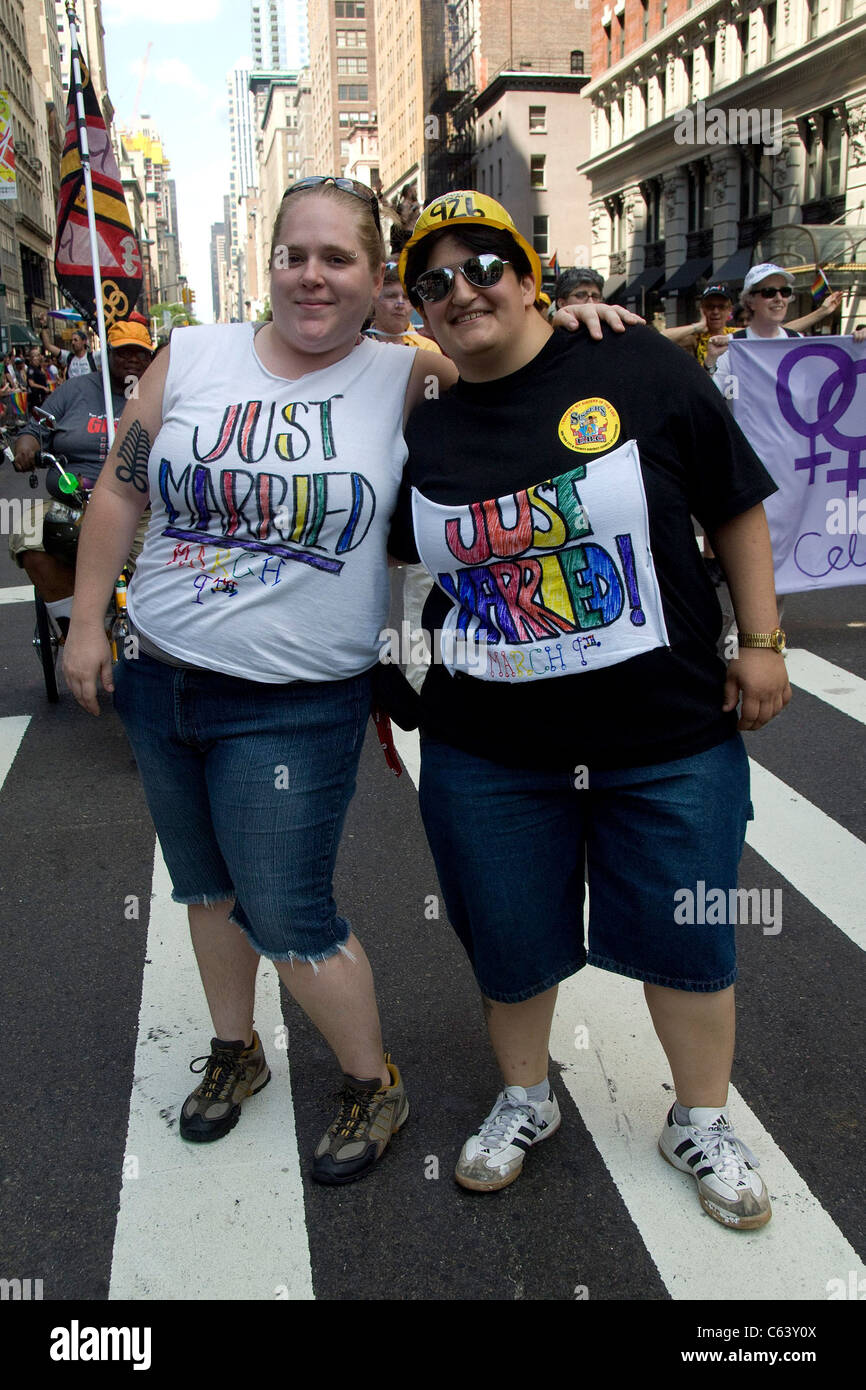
[419,735,753,1001]
[113,650,371,963]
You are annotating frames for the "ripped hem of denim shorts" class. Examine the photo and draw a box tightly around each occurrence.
[229,911,356,972]
[171,890,235,907]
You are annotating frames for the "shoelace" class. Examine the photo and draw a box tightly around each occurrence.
[333,1087,375,1140]
[189,1046,243,1101]
[478,1095,535,1148]
[692,1123,760,1184]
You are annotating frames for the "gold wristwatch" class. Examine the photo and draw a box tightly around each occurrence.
[737,628,786,652]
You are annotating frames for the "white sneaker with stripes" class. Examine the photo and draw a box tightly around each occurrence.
[659,1104,771,1230]
[455,1085,561,1192]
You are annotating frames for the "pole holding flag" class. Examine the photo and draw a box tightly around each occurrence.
[56,0,143,444]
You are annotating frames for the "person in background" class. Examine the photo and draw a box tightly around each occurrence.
[364,262,443,352]
[38,316,97,379]
[554,266,604,309]
[25,347,51,414]
[10,320,154,638]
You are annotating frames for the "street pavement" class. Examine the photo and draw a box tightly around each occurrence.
[1,458,864,1319]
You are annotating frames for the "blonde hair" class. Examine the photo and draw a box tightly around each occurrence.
[269,182,384,273]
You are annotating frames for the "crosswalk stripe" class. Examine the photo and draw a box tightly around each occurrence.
[548,969,866,1301]
[785,647,866,726]
[109,842,314,1301]
[0,714,30,791]
[747,760,866,952]
[0,585,34,605]
[390,718,866,1298]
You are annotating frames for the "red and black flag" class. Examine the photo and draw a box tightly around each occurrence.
[55,55,142,329]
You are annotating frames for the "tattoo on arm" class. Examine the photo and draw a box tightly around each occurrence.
[115,419,151,494]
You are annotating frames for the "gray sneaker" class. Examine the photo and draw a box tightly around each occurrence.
[179,1031,271,1143]
[312,1056,409,1185]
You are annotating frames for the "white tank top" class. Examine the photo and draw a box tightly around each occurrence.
[127,323,416,682]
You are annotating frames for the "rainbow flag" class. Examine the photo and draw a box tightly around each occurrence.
[7,389,28,418]
[811,267,831,304]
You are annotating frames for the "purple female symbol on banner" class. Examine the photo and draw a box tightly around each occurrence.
[776,343,866,494]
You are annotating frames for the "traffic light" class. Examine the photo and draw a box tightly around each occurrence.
[180,284,191,307]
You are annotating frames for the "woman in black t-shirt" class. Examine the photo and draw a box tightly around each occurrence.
[393,192,791,1230]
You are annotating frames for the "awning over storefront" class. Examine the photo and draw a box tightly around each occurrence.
[620,265,665,302]
[710,248,754,285]
[659,256,713,295]
[602,273,626,302]
[7,324,40,346]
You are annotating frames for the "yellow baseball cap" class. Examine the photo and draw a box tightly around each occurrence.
[398,190,543,297]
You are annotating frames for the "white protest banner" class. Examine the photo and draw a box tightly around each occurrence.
[729,336,866,593]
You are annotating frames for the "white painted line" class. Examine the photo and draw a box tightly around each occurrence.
[548,968,866,1301]
[0,715,30,791]
[393,724,866,1299]
[0,585,34,605]
[747,760,866,952]
[786,647,866,726]
[109,843,314,1301]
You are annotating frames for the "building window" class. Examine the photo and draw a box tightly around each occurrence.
[570,50,584,74]
[643,179,664,242]
[336,29,365,47]
[606,193,624,252]
[683,52,693,105]
[765,2,777,60]
[618,15,625,58]
[498,158,502,195]
[739,18,750,74]
[804,109,846,200]
[606,31,612,66]
[531,154,546,188]
[337,57,367,74]
[335,2,365,15]
[337,85,368,101]
[687,163,711,230]
[740,150,774,218]
[529,105,546,132]
[533,215,549,255]
[807,0,820,38]
[661,0,668,25]
[641,0,649,42]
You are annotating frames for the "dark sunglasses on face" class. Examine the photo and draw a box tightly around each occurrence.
[754,285,793,299]
[284,176,381,233]
[413,254,511,303]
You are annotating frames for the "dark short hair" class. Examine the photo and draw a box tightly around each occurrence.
[403,224,532,307]
[554,267,603,301]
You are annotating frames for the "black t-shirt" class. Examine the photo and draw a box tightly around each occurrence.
[389,326,777,771]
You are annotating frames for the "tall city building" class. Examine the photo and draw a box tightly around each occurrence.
[375,0,444,205]
[53,0,112,124]
[307,0,377,176]
[210,218,228,320]
[120,120,182,307]
[581,0,866,325]
[226,67,258,319]
[252,0,287,69]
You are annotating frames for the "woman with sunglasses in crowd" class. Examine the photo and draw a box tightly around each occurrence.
[389,192,791,1230]
[61,177,626,1188]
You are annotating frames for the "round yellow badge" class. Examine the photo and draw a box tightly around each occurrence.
[557,397,620,454]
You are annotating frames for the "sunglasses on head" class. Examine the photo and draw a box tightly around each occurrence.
[284,176,381,232]
[413,254,511,303]
[754,285,793,299]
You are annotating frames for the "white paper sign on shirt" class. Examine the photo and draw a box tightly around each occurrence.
[730,336,866,594]
[411,438,669,683]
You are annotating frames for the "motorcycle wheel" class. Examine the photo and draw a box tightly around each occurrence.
[33,593,60,703]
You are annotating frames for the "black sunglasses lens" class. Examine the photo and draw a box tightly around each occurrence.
[463,255,506,288]
[759,286,793,298]
[415,268,453,302]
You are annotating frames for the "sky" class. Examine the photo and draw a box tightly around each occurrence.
[100,0,272,322]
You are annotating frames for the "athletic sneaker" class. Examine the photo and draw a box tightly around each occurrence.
[179,1031,271,1143]
[658,1104,771,1230]
[312,1056,409,1186]
[455,1085,561,1192]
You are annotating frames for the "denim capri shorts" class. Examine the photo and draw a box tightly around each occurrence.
[113,649,371,963]
[419,734,753,1002]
